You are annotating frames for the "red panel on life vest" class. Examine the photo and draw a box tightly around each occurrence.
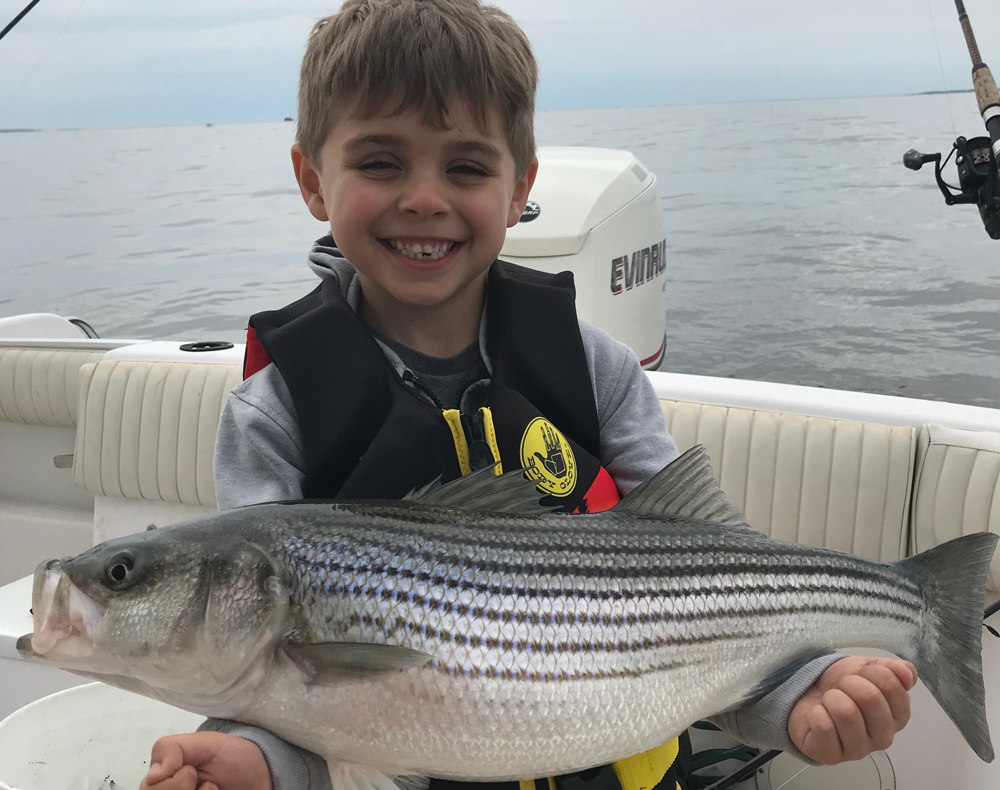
[243,326,273,380]
[576,466,621,514]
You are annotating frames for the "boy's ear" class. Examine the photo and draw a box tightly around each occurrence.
[291,144,330,222]
[507,157,539,228]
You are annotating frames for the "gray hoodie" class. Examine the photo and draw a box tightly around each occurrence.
[207,238,840,790]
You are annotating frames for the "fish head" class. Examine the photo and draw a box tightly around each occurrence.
[17,525,290,710]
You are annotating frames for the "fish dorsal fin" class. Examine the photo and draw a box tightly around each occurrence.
[405,465,552,514]
[284,641,433,686]
[616,445,752,528]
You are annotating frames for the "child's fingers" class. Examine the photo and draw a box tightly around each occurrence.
[857,663,912,729]
[144,738,188,785]
[822,687,868,761]
[838,674,895,751]
[144,733,220,786]
[198,783,219,790]
[141,765,198,790]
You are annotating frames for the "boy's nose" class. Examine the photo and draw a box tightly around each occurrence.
[398,179,449,216]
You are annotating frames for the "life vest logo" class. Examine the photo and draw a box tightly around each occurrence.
[519,418,576,497]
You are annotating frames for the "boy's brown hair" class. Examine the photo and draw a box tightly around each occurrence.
[297,0,538,178]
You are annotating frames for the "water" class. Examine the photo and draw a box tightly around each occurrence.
[2,93,999,406]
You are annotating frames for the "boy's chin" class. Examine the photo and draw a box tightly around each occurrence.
[388,280,485,310]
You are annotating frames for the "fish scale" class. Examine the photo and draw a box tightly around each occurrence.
[17,446,998,787]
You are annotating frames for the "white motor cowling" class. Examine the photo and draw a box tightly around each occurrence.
[501,147,666,370]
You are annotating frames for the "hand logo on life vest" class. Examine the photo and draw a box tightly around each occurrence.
[519,417,577,497]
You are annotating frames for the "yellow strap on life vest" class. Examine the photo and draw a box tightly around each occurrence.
[517,739,680,790]
[442,409,471,476]
[611,739,680,790]
[443,408,503,476]
[478,407,503,474]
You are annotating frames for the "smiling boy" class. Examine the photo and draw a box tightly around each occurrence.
[140,2,917,789]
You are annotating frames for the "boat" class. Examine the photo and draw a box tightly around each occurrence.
[2,306,1000,789]
[2,2,999,787]
[3,139,1000,787]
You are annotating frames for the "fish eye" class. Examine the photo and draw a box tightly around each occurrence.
[105,552,135,588]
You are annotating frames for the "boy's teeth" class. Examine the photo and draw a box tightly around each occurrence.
[388,240,455,261]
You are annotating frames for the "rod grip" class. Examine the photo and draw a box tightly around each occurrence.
[973,65,1000,115]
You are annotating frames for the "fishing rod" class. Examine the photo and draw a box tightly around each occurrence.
[0,0,42,42]
[904,0,1000,239]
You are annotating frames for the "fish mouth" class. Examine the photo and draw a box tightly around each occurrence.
[19,559,107,661]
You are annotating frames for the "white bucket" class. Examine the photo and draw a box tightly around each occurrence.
[0,683,202,790]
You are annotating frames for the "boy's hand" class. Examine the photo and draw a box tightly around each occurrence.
[139,731,272,790]
[788,656,917,765]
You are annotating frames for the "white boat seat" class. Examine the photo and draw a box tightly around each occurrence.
[912,423,1000,592]
[73,360,242,509]
[660,399,916,563]
[0,347,106,428]
[67,355,996,588]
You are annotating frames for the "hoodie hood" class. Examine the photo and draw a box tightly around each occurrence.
[304,234,495,396]
[307,234,363,311]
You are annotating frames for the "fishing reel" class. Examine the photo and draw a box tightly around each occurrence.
[904,136,1000,240]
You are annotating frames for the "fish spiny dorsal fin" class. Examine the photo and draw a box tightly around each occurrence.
[406,465,554,514]
[615,445,752,528]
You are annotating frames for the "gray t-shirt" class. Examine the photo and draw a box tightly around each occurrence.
[368,328,488,411]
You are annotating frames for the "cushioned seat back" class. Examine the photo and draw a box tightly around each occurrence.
[911,423,1000,593]
[660,399,917,562]
[73,360,242,508]
[0,347,107,427]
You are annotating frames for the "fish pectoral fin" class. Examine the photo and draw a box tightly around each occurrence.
[615,445,755,529]
[327,761,429,790]
[283,641,433,686]
[735,650,836,708]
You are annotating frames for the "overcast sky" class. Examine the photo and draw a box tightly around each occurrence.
[1,0,999,129]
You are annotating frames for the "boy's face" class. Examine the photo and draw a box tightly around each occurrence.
[293,98,537,321]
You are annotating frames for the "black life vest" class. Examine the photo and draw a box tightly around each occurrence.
[244,260,620,512]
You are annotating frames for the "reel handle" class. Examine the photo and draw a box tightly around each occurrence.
[903,149,941,171]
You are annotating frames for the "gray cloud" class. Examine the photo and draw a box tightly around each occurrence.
[1,0,998,128]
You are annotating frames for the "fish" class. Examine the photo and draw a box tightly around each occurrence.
[16,445,998,790]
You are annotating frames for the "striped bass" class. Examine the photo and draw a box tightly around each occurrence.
[17,446,997,789]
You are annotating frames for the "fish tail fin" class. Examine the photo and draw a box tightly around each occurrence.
[898,531,998,762]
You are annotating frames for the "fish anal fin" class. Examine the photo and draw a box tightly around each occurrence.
[327,761,430,790]
[283,641,432,686]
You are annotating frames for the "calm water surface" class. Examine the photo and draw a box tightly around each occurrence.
[2,93,999,405]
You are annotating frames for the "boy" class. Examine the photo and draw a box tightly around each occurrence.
[141,1,917,788]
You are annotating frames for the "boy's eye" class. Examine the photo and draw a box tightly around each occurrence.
[451,163,489,177]
[359,160,397,172]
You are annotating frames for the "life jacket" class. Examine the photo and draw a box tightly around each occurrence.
[244,258,679,790]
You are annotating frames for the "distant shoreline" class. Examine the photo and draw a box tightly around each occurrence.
[0,90,979,133]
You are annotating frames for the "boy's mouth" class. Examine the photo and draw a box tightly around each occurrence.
[382,238,461,262]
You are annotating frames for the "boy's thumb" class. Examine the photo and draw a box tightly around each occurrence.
[146,733,217,783]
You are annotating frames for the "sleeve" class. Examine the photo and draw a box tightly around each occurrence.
[214,363,308,510]
[198,719,332,790]
[578,321,680,494]
[708,655,846,763]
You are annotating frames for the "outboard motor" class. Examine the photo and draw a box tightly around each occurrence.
[501,147,667,370]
